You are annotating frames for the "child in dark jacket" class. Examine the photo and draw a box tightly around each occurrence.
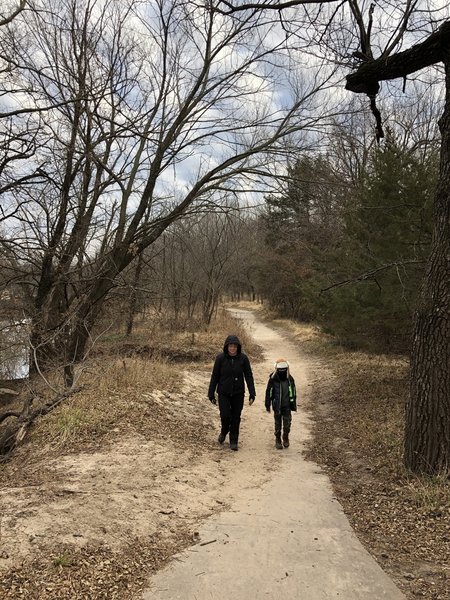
[265,358,297,449]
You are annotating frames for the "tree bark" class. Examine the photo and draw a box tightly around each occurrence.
[345,22,450,95]
[405,56,450,475]
[126,252,145,337]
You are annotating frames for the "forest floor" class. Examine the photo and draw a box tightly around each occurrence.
[0,305,448,599]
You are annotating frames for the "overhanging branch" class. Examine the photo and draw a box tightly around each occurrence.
[217,0,338,12]
[346,21,450,95]
[346,20,450,141]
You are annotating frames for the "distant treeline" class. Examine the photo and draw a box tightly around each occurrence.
[112,130,437,356]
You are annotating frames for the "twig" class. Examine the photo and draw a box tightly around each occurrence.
[321,259,425,293]
[199,539,217,546]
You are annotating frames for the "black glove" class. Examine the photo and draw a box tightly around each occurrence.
[209,396,217,405]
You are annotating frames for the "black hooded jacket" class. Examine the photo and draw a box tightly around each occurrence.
[265,371,297,413]
[208,334,256,399]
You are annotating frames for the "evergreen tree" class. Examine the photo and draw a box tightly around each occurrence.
[322,132,437,352]
[258,135,437,353]
[261,155,344,320]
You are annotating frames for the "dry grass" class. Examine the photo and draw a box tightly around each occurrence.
[1,306,263,480]
[253,308,335,353]
[46,406,86,445]
[94,306,262,365]
[28,356,177,452]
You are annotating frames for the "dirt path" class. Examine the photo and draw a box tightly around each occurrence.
[142,309,405,599]
[0,309,407,598]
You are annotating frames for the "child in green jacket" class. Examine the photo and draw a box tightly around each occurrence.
[265,358,297,449]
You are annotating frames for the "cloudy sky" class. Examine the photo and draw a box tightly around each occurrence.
[1,0,449,231]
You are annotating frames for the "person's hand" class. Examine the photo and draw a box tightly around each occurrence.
[249,396,255,406]
[209,396,217,405]
[266,407,271,413]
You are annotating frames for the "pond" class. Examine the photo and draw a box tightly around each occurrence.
[0,320,30,380]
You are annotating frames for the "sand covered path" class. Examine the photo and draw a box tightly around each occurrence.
[142,309,405,600]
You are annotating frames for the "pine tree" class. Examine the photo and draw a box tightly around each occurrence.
[323,132,437,351]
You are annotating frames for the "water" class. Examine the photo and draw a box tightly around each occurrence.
[0,320,30,380]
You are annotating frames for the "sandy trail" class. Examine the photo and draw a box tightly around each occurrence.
[142,309,405,599]
[0,309,406,599]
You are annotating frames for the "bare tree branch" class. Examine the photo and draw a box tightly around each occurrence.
[382,0,418,58]
[0,98,86,119]
[348,0,374,60]
[217,0,337,12]
[321,260,426,293]
[0,0,26,27]
[346,21,450,94]
[0,411,21,424]
[0,387,81,457]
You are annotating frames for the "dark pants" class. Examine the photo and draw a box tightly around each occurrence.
[274,408,292,438]
[218,394,244,443]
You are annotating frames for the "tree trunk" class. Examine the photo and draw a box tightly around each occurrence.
[202,284,218,326]
[405,57,450,475]
[126,252,145,337]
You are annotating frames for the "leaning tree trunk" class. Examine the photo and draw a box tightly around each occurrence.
[405,57,450,475]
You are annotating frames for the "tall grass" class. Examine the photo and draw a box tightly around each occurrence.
[26,305,262,451]
[47,407,86,444]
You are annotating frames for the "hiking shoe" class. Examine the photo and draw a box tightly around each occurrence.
[275,437,283,450]
[230,442,238,451]
[218,433,226,444]
[283,435,290,448]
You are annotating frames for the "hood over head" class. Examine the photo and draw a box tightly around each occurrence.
[223,334,242,355]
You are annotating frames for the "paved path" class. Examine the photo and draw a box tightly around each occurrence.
[142,309,405,599]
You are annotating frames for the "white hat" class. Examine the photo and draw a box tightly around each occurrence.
[271,357,290,379]
[274,358,289,370]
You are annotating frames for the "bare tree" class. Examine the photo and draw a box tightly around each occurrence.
[0,1,26,27]
[0,0,340,389]
[186,209,244,325]
[142,208,247,327]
